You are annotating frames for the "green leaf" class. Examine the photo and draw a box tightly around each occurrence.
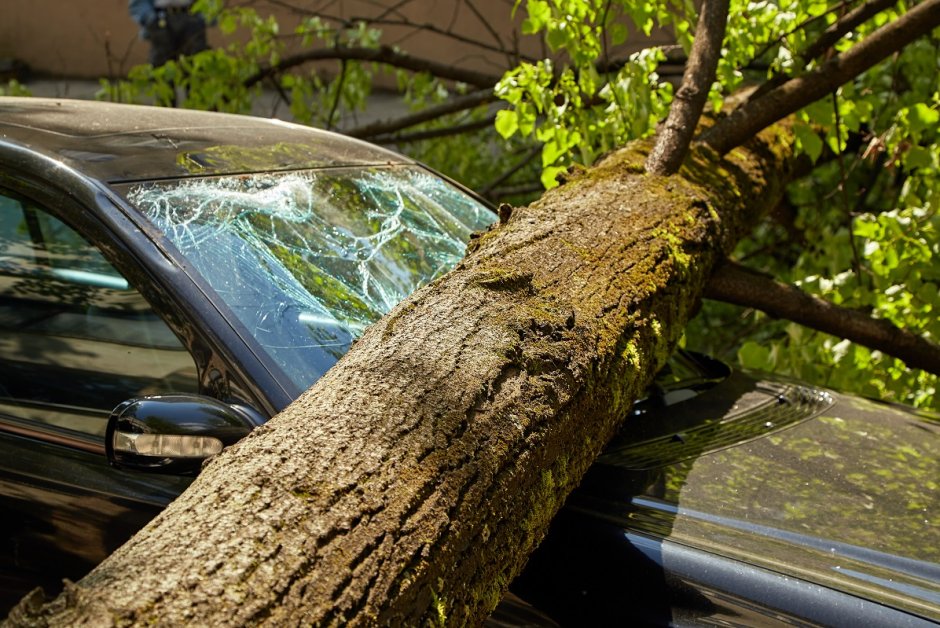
[546,25,569,51]
[541,137,564,167]
[793,123,823,162]
[738,341,772,370]
[517,102,537,136]
[522,0,551,34]
[540,165,567,189]
[903,145,933,170]
[907,103,939,137]
[806,0,828,17]
[609,22,628,46]
[219,13,238,34]
[494,109,519,139]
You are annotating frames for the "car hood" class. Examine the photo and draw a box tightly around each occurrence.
[578,372,940,621]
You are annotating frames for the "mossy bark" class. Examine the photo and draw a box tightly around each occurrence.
[5,126,796,627]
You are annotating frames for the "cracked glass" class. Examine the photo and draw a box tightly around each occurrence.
[121,165,494,392]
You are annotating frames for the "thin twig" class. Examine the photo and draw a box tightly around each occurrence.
[326,58,348,130]
[803,0,897,61]
[465,0,507,55]
[243,45,502,90]
[480,146,542,196]
[830,91,867,291]
[267,76,293,118]
[749,0,857,65]
[746,0,898,103]
[266,4,538,66]
[485,181,545,200]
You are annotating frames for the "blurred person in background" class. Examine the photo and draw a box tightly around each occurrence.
[129,0,208,67]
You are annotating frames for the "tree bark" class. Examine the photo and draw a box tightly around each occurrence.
[5,125,797,626]
[800,0,900,63]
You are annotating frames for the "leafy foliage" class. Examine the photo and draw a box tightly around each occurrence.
[97,1,534,200]
[690,12,939,409]
[495,0,674,187]
[0,80,31,97]
[496,0,939,408]
[95,0,939,408]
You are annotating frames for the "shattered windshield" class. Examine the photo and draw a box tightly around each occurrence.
[120,165,494,392]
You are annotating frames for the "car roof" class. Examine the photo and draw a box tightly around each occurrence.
[0,97,410,183]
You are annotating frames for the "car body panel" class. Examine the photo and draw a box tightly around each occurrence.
[0,98,410,183]
[614,398,940,618]
[0,98,498,615]
[0,429,191,611]
[514,370,940,625]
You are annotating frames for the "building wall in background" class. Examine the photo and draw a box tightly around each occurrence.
[0,1,671,83]
[2,0,148,79]
[0,0,537,81]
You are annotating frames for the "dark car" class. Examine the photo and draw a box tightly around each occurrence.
[0,98,937,626]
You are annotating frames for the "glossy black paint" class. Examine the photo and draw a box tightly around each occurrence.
[106,394,262,474]
[1,99,937,625]
[514,513,932,627]
[0,431,192,612]
[0,98,409,183]
[0,99,406,609]
[512,368,940,625]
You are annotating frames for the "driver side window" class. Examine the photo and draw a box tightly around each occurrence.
[0,194,198,439]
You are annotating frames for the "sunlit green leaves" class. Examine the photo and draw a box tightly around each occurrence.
[495,38,671,188]
[495,109,520,139]
[673,0,940,410]
[95,0,940,409]
[793,120,824,162]
[899,103,939,143]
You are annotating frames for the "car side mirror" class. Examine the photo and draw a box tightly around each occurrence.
[106,394,259,475]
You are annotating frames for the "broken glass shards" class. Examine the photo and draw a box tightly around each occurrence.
[122,165,495,391]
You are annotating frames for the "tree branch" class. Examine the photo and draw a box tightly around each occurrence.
[646,0,730,175]
[746,0,899,103]
[244,45,503,90]
[344,88,497,139]
[801,0,898,62]
[8,122,798,628]
[480,146,542,197]
[325,58,347,130]
[464,0,509,59]
[339,13,537,65]
[370,115,496,144]
[704,260,940,375]
[699,0,940,155]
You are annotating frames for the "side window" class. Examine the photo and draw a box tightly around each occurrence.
[0,194,198,439]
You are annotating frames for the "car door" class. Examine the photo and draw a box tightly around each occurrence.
[0,191,199,610]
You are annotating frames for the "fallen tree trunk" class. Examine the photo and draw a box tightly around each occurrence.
[7,125,796,627]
